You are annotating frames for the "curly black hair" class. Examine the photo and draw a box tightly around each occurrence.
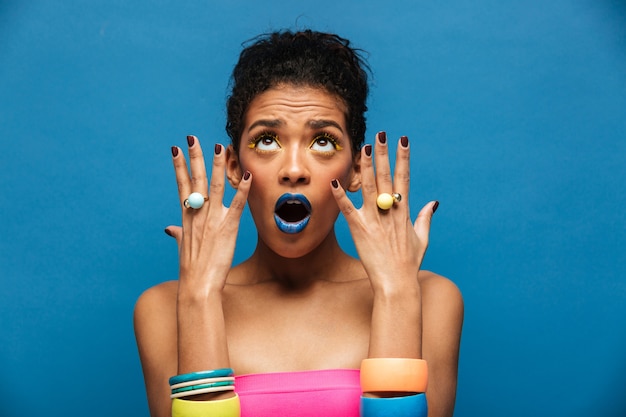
[226,30,370,155]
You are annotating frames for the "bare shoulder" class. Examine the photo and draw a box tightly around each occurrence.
[134,280,178,322]
[418,270,464,311]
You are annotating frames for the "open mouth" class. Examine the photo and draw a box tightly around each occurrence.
[274,193,312,234]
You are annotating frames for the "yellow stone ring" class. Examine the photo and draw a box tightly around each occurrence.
[376,193,402,210]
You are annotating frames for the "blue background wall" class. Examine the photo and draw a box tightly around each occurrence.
[1,1,625,416]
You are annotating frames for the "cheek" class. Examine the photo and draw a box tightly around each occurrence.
[334,161,356,187]
[245,167,273,207]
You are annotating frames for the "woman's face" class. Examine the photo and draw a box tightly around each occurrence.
[227,84,361,258]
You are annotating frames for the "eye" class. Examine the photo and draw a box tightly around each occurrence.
[310,133,342,153]
[249,132,280,151]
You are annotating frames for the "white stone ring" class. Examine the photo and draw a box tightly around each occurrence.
[183,192,209,209]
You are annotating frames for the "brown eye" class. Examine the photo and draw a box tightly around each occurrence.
[316,138,329,147]
[310,133,340,152]
[254,133,280,151]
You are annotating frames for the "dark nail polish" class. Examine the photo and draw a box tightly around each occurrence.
[401,136,409,148]
[187,135,195,147]
[378,131,387,144]
[243,170,251,180]
[331,179,339,189]
[171,146,179,157]
[164,228,173,237]
[364,144,372,157]
[215,144,222,155]
[432,201,439,214]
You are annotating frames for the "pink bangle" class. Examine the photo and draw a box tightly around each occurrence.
[360,358,428,393]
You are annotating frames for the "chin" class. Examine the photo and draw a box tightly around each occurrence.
[259,230,324,260]
[273,239,317,259]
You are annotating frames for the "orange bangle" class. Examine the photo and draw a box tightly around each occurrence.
[360,358,428,393]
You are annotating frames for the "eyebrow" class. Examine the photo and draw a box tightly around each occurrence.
[247,119,283,132]
[247,119,344,133]
[307,119,344,132]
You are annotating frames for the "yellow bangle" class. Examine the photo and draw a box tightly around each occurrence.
[171,394,241,417]
[360,358,428,393]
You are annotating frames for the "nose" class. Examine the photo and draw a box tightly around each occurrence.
[279,146,310,185]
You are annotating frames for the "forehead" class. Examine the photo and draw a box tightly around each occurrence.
[244,84,348,129]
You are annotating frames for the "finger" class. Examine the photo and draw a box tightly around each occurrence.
[393,136,411,202]
[208,144,226,205]
[164,225,183,244]
[413,201,439,245]
[172,146,191,207]
[331,178,360,223]
[374,131,393,193]
[186,135,209,197]
[224,170,252,224]
[359,144,377,209]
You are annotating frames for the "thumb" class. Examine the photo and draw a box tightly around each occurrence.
[164,225,183,244]
[413,200,439,245]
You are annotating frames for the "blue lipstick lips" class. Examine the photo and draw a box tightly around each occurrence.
[274,193,312,234]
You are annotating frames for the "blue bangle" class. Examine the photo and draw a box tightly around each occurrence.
[171,380,234,395]
[360,393,427,417]
[169,368,235,386]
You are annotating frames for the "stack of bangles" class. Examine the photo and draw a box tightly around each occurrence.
[169,368,240,417]
[360,358,428,417]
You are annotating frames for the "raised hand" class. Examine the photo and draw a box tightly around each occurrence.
[168,135,252,294]
[331,131,438,294]
[331,131,438,359]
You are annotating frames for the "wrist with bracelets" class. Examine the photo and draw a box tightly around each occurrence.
[169,368,240,417]
[360,358,428,417]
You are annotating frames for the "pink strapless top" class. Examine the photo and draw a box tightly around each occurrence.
[235,369,361,417]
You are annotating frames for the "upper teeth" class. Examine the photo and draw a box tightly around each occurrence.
[286,200,301,205]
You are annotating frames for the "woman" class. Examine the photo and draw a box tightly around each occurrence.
[134,30,463,417]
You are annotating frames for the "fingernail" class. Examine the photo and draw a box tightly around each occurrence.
[364,144,372,157]
[171,146,179,157]
[331,179,339,189]
[215,144,222,155]
[187,135,195,147]
[378,131,387,145]
[400,136,409,148]
[432,201,439,214]
[164,228,173,237]
[243,170,251,180]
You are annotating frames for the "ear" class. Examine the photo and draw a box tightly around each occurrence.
[226,145,243,188]
[347,151,362,192]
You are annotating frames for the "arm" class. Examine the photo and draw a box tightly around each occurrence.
[421,272,464,417]
[364,273,463,417]
[134,282,178,417]
[333,132,429,359]
[332,132,463,416]
[135,136,251,416]
[172,137,251,383]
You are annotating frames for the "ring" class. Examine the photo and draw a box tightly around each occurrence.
[183,192,209,209]
[376,193,402,210]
